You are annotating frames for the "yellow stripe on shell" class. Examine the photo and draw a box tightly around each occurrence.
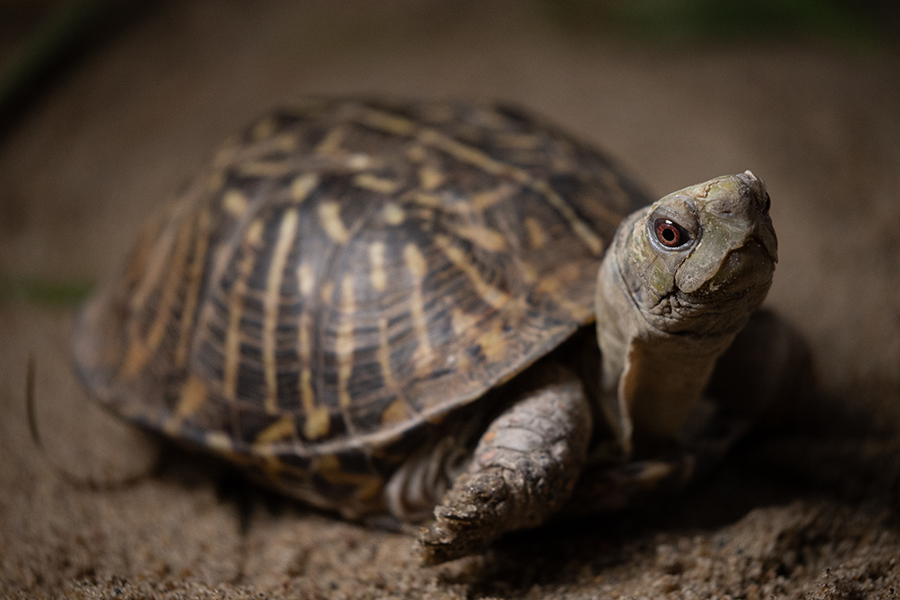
[356,108,418,136]
[336,274,356,408]
[252,116,277,140]
[434,234,510,310]
[417,166,444,190]
[413,125,605,256]
[304,405,331,440]
[175,208,211,367]
[263,209,299,413]
[121,212,194,379]
[494,132,542,149]
[451,307,479,336]
[534,262,595,323]
[418,128,513,177]
[238,160,294,178]
[477,319,507,361]
[377,316,398,389]
[319,280,334,304]
[297,263,315,297]
[290,173,319,203]
[368,242,387,291]
[355,478,386,501]
[406,144,427,162]
[524,216,547,249]
[318,201,350,243]
[315,454,384,499]
[204,430,235,453]
[455,225,508,252]
[381,398,411,425]
[382,202,405,225]
[224,219,264,399]
[298,311,315,414]
[271,132,298,152]
[127,211,178,320]
[403,243,434,370]
[344,153,373,170]
[531,180,604,256]
[314,125,346,156]
[222,189,248,217]
[163,373,209,435]
[255,415,297,445]
[471,184,514,211]
[412,192,441,209]
[353,173,401,194]
[521,261,539,285]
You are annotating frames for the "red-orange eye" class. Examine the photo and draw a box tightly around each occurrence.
[654,218,690,248]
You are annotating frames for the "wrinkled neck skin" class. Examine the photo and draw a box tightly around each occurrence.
[596,181,775,456]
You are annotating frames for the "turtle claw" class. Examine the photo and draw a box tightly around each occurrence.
[418,472,510,565]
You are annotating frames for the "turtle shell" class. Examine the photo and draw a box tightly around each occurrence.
[73,98,652,515]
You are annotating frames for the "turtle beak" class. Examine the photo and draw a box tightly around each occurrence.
[675,171,778,294]
[738,170,778,263]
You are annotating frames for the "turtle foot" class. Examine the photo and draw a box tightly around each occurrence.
[418,471,510,565]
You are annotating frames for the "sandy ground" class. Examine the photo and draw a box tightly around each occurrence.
[2,2,900,598]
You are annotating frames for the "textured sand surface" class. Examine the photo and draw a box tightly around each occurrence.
[2,2,899,598]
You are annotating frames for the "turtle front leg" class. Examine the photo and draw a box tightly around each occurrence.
[419,363,592,565]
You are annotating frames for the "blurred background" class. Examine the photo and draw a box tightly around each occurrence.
[1,1,899,597]
[2,0,898,424]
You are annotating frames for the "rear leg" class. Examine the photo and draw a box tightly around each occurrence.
[418,362,592,565]
[704,308,815,431]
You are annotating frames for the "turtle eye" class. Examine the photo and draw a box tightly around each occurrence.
[654,218,690,248]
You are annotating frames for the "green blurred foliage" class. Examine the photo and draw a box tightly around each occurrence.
[531,0,896,43]
[0,274,93,308]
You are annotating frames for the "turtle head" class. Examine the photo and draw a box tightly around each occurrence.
[621,170,777,334]
[595,171,777,453]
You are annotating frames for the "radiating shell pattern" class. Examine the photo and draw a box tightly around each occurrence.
[73,98,652,518]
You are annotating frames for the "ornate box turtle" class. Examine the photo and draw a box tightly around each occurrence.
[73,98,783,564]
